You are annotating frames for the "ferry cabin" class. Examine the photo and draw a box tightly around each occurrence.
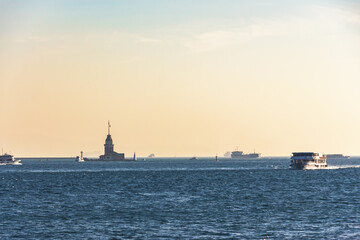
[290,152,327,170]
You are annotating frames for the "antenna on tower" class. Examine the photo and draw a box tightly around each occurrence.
[108,120,111,135]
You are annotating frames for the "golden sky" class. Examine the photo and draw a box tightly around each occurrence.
[1,1,360,157]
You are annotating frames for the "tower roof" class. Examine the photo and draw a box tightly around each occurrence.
[105,134,113,144]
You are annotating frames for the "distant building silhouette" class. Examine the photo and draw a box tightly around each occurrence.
[99,121,125,161]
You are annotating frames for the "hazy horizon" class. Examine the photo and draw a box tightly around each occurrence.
[1,0,360,157]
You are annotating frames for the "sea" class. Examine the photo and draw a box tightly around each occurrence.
[1,157,359,240]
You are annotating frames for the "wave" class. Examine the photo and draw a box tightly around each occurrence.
[2,165,359,173]
[326,165,360,170]
[1,167,257,173]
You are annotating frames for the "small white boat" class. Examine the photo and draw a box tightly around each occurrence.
[0,153,22,165]
[189,157,198,160]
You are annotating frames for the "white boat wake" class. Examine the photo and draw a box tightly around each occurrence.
[326,165,360,170]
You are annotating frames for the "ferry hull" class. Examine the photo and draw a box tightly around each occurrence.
[290,163,327,170]
[0,160,22,166]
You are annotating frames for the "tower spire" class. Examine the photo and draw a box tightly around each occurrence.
[108,120,111,135]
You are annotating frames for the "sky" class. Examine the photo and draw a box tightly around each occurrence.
[0,0,360,157]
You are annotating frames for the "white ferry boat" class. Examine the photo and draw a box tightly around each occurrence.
[0,154,22,165]
[290,152,327,170]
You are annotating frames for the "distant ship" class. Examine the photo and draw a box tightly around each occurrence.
[189,157,198,160]
[231,150,260,159]
[0,153,22,165]
[290,152,327,170]
[326,154,350,159]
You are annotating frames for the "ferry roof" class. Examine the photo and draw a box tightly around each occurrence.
[292,152,323,157]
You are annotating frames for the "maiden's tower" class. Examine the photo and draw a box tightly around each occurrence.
[99,121,125,161]
[77,121,135,161]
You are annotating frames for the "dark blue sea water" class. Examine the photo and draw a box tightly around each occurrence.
[1,157,359,239]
